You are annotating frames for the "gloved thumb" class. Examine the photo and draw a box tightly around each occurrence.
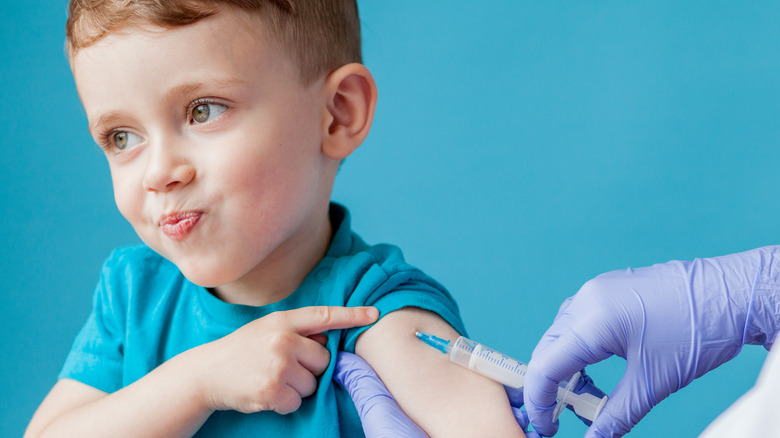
[584,375,648,438]
[333,352,429,438]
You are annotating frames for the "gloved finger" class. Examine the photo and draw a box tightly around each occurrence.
[360,396,428,438]
[510,407,542,438]
[533,297,576,352]
[529,294,599,367]
[564,369,608,427]
[525,332,606,436]
[511,406,530,429]
[523,366,560,436]
[333,352,392,405]
[504,385,523,408]
[584,364,652,438]
[333,352,428,438]
[552,296,575,322]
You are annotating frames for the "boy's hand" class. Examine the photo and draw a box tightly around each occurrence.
[195,306,379,415]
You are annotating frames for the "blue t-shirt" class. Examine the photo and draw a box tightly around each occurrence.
[60,203,466,437]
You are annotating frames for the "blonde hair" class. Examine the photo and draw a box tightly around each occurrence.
[65,0,362,84]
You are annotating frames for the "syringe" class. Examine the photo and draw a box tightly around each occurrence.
[415,331,608,423]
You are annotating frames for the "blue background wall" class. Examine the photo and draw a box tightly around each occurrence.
[3,1,778,436]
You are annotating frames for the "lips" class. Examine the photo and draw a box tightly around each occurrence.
[159,211,202,241]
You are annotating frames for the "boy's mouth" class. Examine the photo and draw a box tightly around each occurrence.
[159,211,202,241]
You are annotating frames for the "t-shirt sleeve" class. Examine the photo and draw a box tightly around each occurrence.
[58,250,126,393]
[341,256,467,353]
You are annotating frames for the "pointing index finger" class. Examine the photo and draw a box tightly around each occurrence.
[285,306,379,336]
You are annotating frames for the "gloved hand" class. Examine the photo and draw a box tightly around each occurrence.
[333,351,428,438]
[334,351,545,437]
[524,246,780,437]
[505,386,542,438]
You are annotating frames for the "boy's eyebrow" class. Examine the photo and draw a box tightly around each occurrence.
[163,77,249,103]
[89,112,124,136]
[88,77,248,135]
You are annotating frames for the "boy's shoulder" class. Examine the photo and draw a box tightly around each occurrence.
[330,204,448,294]
[329,203,417,277]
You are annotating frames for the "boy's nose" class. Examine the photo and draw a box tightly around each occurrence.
[143,142,196,192]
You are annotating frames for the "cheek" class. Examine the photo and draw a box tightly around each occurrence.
[109,165,143,223]
[216,129,316,192]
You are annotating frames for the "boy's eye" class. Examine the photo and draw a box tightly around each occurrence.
[111,131,143,151]
[190,102,228,124]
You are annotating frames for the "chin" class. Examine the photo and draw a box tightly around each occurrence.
[172,259,240,288]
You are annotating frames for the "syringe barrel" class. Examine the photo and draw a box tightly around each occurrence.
[449,336,607,423]
[416,332,608,423]
[448,336,527,389]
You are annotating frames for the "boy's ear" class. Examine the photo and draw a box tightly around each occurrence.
[321,63,378,160]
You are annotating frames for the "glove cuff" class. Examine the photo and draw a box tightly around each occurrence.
[704,246,780,350]
[743,246,780,349]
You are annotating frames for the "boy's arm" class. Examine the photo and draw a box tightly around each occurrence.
[355,307,526,437]
[25,354,213,438]
[25,306,378,438]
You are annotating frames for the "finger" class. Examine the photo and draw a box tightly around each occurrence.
[332,353,428,438]
[523,323,578,436]
[333,352,375,390]
[296,336,332,375]
[528,303,578,365]
[308,333,328,347]
[284,363,319,399]
[522,370,559,437]
[504,385,524,408]
[511,406,529,430]
[272,384,304,415]
[552,295,575,321]
[525,333,602,437]
[285,306,379,336]
[510,408,546,438]
[333,352,393,407]
[585,372,650,438]
[333,351,361,388]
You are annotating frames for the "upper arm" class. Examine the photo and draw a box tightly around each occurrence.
[355,307,525,438]
[25,379,108,437]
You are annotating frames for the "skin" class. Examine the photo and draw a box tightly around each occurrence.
[25,7,525,437]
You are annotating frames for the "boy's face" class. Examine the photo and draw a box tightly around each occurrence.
[71,8,336,296]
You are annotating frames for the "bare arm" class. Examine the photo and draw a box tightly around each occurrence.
[355,308,526,438]
[25,351,212,438]
[26,306,378,438]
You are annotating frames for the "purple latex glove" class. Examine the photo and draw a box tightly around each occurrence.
[506,370,605,437]
[505,386,542,438]
[334,351,542,437]
[333,352,428,438]
[524,246,780,437]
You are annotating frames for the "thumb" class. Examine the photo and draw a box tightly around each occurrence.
[333,352,429,438]
[584,373,650,438]
[333,352,385,402]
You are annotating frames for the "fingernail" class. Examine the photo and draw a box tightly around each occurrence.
[365,307,379,320]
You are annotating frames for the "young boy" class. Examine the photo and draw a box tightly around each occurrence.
[25,1,525,436]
